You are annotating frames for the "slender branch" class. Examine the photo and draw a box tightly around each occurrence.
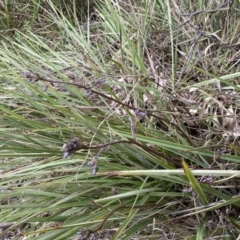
[30,73,154,113]
[30,73,194,146]
[64,139,181,167]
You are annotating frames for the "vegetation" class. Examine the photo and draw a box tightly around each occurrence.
[0,0,240,239]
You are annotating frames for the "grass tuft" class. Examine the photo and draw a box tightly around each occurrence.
[0,0,240,239]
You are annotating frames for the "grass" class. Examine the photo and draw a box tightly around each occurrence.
[0,0,240,239]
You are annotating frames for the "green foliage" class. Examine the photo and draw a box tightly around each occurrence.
[0,0,240,239]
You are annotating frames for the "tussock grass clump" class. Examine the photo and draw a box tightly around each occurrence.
[0,0,240,239]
